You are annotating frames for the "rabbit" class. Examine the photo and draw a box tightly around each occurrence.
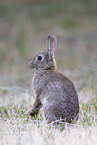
[27,36,79,123]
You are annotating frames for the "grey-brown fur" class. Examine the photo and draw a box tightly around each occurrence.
[27,36,79,123]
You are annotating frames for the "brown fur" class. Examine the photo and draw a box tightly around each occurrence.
[27,36,79,123]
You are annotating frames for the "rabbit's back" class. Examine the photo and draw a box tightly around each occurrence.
[33,70,79,123]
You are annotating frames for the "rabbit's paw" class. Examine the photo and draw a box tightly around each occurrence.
[27,108,39,116]
[27,109,36,116]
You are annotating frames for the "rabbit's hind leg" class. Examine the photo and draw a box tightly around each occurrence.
[42,106,58,123]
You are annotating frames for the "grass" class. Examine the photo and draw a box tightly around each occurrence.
[0,88,97,145]
[0,0,97,144]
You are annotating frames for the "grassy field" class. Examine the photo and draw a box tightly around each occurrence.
[0,0,97,144]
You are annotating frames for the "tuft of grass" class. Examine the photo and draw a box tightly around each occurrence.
[79,92,97,127]
[0,103,26,120]
[91,97,97,113]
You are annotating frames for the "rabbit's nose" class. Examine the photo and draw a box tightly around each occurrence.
[28,61,33,69]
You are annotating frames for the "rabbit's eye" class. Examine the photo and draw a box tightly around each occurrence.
[38,56,42,60]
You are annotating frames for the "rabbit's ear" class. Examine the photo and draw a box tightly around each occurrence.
[47,36,57,59]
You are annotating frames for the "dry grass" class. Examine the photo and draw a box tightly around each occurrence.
[0,89,97,145]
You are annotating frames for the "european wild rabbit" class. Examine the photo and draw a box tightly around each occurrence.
[27,36,79,123]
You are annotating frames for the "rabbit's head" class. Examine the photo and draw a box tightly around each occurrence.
[29,36,57,71]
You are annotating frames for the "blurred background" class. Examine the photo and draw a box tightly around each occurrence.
[0,0,97,96]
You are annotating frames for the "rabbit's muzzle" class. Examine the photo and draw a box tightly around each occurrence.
[29,60,34,69]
